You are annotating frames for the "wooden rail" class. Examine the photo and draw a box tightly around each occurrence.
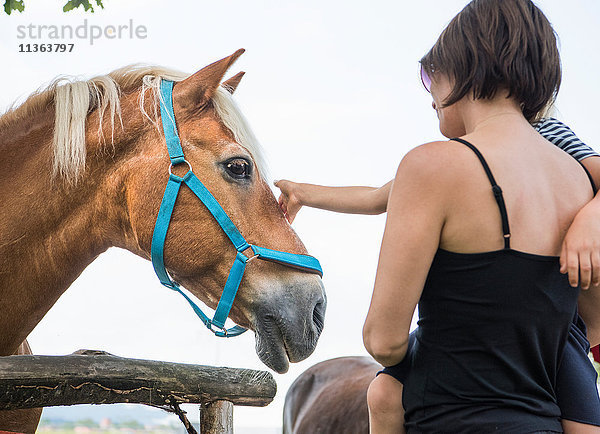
[0,350,277,433]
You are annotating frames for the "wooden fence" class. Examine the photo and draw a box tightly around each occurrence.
[0,350,277,434]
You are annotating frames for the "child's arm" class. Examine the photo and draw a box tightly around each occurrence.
[563,155,600,347]
[274,180,392,223]
[535,118,600,290]
[536,118,600,346]
[535,117,599,161]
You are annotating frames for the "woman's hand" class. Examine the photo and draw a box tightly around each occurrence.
[275,179,304,223]
[560,200,600,289]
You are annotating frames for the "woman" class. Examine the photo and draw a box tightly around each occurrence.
[277,0,600,431]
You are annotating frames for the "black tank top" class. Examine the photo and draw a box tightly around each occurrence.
[402,138,596,433]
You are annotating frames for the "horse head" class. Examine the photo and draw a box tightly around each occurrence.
[98,50,326,373]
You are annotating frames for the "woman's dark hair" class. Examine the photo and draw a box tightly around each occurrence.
[421,0,561,122]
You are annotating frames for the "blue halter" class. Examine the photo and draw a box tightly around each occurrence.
[150,79,323,338]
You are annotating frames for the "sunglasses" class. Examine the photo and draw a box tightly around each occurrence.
[420,64,433,93]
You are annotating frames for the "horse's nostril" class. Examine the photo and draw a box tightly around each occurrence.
[312,300,325,333]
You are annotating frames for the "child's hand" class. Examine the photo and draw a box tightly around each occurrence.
[560,199,600,289]
[274,179,303,223]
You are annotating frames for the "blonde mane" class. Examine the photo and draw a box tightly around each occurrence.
[0,64,269,183]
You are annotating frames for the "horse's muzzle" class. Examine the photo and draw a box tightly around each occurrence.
[252,278,326,373]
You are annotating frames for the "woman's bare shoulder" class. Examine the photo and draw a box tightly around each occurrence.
[396,140,476,184]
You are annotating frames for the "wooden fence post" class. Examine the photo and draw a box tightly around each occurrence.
[200,400,233,434]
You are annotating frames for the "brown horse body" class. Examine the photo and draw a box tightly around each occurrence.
[0,343,42,434]
[283,356,379,434]
[0,50,326,432]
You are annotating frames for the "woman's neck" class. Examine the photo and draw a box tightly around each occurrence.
[459,94,528,135]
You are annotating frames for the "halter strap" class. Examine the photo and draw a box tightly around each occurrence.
[150,79,323,338]
[451,137,511,249]
[150,169,248,337]
[159,80,186,165]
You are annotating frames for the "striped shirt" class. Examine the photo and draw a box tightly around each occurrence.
[535,117,598,161]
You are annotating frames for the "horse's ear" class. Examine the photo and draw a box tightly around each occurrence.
[173,49,245,109]
[221,71,245,94]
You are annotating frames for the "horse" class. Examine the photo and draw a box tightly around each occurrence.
[0,49,326,433]
[283,356,380,434]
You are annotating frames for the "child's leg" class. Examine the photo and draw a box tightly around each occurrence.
[562,420,600,433]
[367,373,405,434]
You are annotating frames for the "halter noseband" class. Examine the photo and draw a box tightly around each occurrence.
[150,79,323,338]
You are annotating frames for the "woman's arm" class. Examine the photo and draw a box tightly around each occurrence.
[363,143,448,366]
[275,179,392,223]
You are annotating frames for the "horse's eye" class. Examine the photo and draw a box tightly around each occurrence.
[225,158,251,179]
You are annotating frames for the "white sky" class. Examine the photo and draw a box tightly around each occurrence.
[1,0,599,429]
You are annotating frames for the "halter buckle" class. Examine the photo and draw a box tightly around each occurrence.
[208,322,229,337]
[168,159,193,177]
[216,325,228,337]
[240,245,260,263]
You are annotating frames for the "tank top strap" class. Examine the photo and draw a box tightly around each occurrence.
[577,160,598,195]
[451,137,511,249]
